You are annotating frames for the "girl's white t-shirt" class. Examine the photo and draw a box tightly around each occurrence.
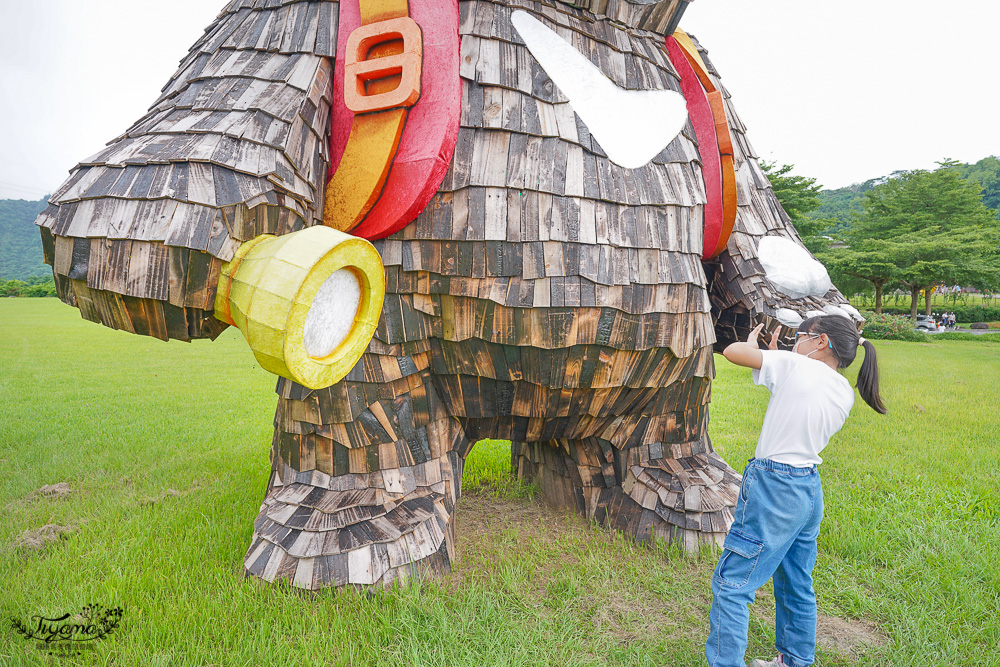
[750,350,855,467]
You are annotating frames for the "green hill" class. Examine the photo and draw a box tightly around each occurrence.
[0,198,50,280]
[952,156,1000,212]
[808,156,1000,235]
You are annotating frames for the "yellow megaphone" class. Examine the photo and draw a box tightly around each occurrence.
[215,226,385,389]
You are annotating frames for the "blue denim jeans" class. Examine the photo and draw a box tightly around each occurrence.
[705,458,824,667]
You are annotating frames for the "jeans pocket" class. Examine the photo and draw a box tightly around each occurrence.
[739,467,755,504]
[715,529,765,589]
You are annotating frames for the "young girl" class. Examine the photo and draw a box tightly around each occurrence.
[705,314,886,667]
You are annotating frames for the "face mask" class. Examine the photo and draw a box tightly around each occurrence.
[793,332,820,356]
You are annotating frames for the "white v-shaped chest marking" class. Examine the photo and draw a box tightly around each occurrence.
[511,10,688,170]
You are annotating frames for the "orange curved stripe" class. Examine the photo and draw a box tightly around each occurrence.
[716,153,737,257]
[672,30,738,259]
[672,30,715,93]
[706,91,733,157]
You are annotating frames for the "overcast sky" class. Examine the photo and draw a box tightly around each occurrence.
[1,0,998,201]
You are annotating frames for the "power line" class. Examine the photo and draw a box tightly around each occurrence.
[0,180,53,200]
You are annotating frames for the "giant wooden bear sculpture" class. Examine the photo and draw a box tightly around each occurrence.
[36,0,863,589]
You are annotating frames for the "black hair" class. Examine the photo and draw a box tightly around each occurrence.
[799,314,887,414]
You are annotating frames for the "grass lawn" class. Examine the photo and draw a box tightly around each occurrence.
[849,292,1000,312]
[1,299,998,666]
[954,322,1000,330]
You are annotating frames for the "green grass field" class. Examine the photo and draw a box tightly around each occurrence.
[2,299,998,666]
[849,292,1000,313]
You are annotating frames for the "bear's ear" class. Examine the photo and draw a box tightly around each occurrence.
[551,0,693,34]
[35,0,339,342]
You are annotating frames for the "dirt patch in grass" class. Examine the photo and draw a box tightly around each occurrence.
[449,491,577,589]
[455,492,887,656]
[817,613,888,656]
[454,491,599,589]
[12,523,74,552]
[453,491,711,646]
[139,488,184,506]
[454,491,594,570]
[138,479,206,506]
[588,587,690,647]
[37,482,72,499]
[753,598,887,659]
[456,491,584,546]
[12,481,72,507]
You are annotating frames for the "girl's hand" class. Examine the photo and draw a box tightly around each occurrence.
[727,323,768,369]
[746,323,764,345]
[746,323,780,350]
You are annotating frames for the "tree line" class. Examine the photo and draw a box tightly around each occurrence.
[1,275,56,298]
[763,157,1000,321]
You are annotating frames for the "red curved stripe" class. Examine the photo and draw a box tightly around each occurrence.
[328,0,462,241]
[665,35,723,260]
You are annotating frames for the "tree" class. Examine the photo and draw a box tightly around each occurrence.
[809,185,867,237]
[759,160,831,252]
[820,246,897,313]
[845,163,1000,320]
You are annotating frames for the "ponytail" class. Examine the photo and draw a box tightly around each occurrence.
[856,339,887,414]
[798,314,888,415]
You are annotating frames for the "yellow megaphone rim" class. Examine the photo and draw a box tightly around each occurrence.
[216,226,386,389]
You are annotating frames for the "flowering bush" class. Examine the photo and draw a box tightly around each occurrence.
[858,311,930,342]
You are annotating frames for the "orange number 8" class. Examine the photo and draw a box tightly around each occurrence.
[343,16,423,114]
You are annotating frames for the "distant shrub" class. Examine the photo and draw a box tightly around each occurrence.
[859,311,931,342]
[933,332,1000,343]
[0,277,56,297]
[878,305,1000,323]
[952,306,1000,323]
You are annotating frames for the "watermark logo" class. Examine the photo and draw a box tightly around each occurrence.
[10,603,124,656]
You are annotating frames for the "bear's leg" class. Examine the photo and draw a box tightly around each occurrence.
[513,436,741,552]
[512,437,617,519]
[243,366,470,591]
[610,438,742,552]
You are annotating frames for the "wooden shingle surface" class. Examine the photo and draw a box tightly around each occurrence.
[37,0,853,590]
[259,0,740,590]
[37,0,338,338]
